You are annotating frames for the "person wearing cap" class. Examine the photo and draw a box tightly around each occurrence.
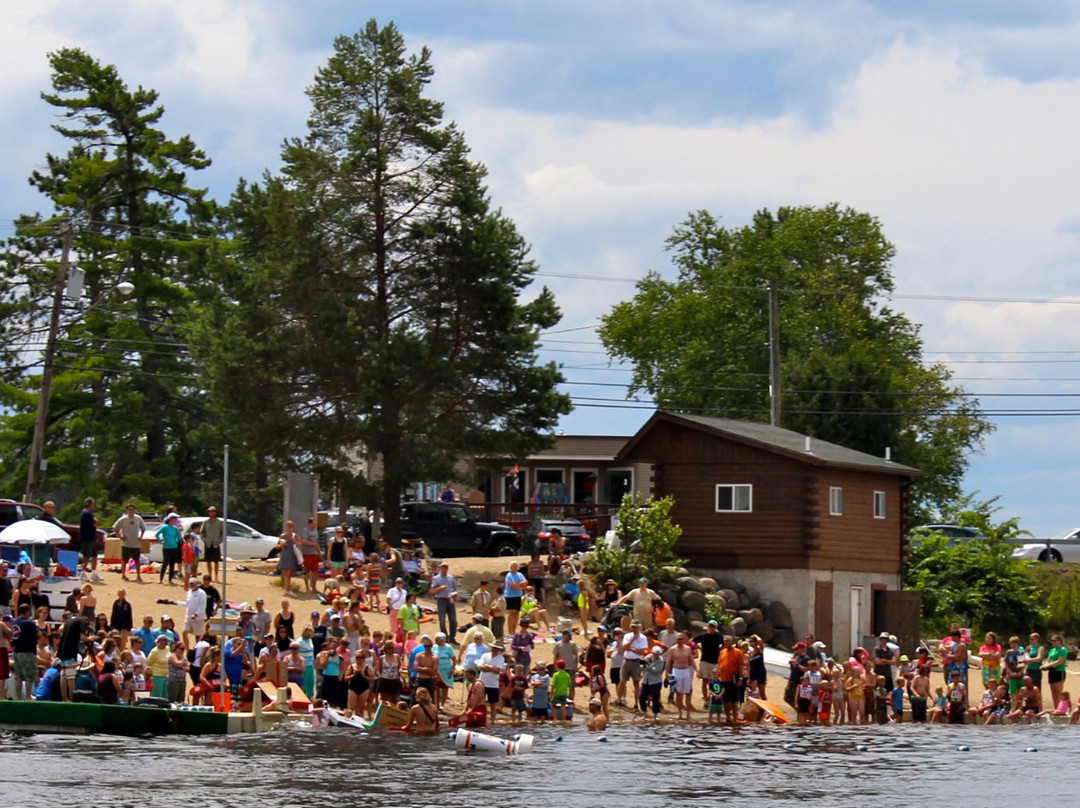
[586,697,608,732]
[184,577,208,647]
[158,615,179,646]
[430,563,459,643]
[477,643,507,722]
[694,620,723,703]
[639,647,666,718]
[386,577,408,639]
[112,503,146,583]
[613,578,660,630]
[155,513,184,585]
[717,634,745,726]
[469,580,492,623]
[620,620,650,707]
[553,629,580,697]
[873,632,898,692]
[251,597,271,641]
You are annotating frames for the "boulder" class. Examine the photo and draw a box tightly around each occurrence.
[738,593,751,609]
[719,589,740,606]
[705,593,726,613]
[662,565,690,579]
[724,609,738,619]
[689,620,709,635]
[743,587,761,607]
[658,585,680,607]
[747,620,775,643]
[686,610,704,624]
[673,607,690,632]
[772,628,796,649]
[676,576,707,594]
[738,608,763,626]
[680,590,708,615]
[697,577,719,594]
[764,600,793,630]
[728,617,748,637]
[715,577,745,594]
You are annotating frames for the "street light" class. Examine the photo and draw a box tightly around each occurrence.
[24,226,136,503]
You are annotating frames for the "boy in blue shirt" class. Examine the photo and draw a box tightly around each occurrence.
[890,675,905,722]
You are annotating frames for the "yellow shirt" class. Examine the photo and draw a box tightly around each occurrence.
[146,646,170,678]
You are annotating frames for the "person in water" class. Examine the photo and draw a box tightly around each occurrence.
[404,686,439,734]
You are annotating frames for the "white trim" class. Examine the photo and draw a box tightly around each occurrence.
[715,483,752,513]
[873,490,887,520]
[829,486,843,516]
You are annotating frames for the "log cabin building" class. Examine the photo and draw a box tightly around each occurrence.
[615,411,921,657]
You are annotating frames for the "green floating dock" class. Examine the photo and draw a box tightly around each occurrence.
[0,701,231,736]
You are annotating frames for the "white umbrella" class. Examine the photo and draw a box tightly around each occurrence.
[0,519,70,545]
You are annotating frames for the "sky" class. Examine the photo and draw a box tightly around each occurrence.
[2,1,1080,536]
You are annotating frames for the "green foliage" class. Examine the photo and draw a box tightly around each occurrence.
[585,493,687,589]
[904,535,1044,636]
[703,598,732,627]
[1023,564,1080,636]
[191,20,571,538]
[0,47,220,509]
[920,491,1032,542]
[598,205,994,516]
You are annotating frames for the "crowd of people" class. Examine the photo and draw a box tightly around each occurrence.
[1,500,1079,732]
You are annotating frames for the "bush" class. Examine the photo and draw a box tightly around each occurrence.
[905,535,1044,636]
[584,493,687,590]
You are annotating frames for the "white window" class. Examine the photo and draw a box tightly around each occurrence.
[716,484,752,513]
[829,486,843,516]
[873,490,887,519]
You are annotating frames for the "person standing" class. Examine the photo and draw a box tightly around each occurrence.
[184,578,208,647]
[614,578,660,630]
[111,503,145,582]
[469,580,492,623]
[0,563,12,618]
[57,612,91,701]
[386,578,408,640]
[503,562,527,639]
[325,528,348,577]
[79,497,100,578]
[300,517,321,593]
[110,589,133,649]
[155,514,183,585]
[717,634,745,726]
[276,521,302,593]
[430,563,459,643]
[11,603,40,700]
[201,506,225,582]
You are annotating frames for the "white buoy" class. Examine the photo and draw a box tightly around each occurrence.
[956,745,970,752]
[597,736,608,742]
[454,729,535,756]
[782,743,796,750]
[1025,747,1038,753]
[684,738,696,746]
[855,744,868,752]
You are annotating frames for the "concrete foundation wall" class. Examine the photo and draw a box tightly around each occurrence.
[697,567,901,659]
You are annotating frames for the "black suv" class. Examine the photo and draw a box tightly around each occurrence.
[399,501,520,557]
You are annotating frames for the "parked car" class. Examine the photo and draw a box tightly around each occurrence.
[399,501,520,557]
[908,524,985,546]
[527,517,594,554]
[143,517,280,562]
[0,498,105,552]
[1011,527,1080,563]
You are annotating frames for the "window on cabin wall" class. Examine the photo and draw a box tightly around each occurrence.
[716,484,752,512]
[829,486,844,516]
[873,490,887,519]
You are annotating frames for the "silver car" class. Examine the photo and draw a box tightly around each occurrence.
[1011,527,1080,563]
[144,517,279,561]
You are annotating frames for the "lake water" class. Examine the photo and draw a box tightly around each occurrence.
[1,721,1070,805]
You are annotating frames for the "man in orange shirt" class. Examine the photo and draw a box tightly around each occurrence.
[717,634,745,726]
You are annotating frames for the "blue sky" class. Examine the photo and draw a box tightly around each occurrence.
[3,1,1080,535]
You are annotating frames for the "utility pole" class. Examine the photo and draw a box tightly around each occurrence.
[25,221,74,503]
[767,278,781,427]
